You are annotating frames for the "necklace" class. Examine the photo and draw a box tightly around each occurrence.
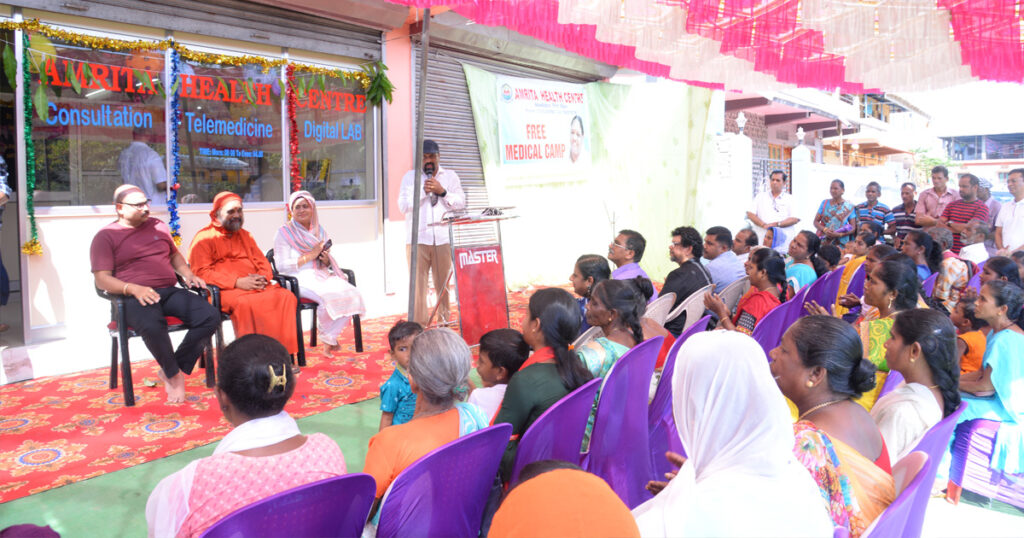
[995,320,1017,333]
[798,398,847,422]
[927,384,939,390]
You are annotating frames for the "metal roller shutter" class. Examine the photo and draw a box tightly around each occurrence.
[413,43,598,245]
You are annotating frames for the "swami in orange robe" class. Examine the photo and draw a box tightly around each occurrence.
[188,192,299,354]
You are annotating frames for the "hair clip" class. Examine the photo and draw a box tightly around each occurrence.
[267,364,288,393]
[567,344,575,351]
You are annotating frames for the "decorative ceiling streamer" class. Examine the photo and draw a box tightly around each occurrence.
[386,0,1023,90]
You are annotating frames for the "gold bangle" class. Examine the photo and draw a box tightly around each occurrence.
[122,283,130,295]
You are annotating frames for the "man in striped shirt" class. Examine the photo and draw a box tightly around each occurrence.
[887,182,920,249]
[940,173,989,255]
[854,181,894,232]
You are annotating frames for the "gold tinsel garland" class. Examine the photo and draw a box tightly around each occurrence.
[0,19,371,88]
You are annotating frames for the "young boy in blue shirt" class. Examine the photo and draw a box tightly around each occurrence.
[379,321,422,430]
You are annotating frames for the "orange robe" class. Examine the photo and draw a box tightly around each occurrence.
[188,225,298,354]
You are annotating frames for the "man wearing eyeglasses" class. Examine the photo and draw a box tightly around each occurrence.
[745,170,799,253]
[119,128,168,207]
[608,229,657,300]
[90,185,220,403]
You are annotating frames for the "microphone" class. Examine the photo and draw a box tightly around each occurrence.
[427,171,438,206]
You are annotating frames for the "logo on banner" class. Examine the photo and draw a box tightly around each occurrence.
[458,249,499,268]
[501,84,513,102]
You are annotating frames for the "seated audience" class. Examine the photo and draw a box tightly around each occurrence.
[494,288,593,481]
[608,230,656,299]
[901,229,941,281]
[662,226,713,336]
[771,316,894,536]
[635,331,833,537]
[872,309,961,462]
[950,296,987,375]
[577,278,651,378]
[490,461,639,538]
[979,255,1023,288]
[929,227,971,312]
[956,281,1024,476]
[90,185,220,403]
[819,243,842,272]
[958,219,991,266]
[379,321,423,430]
[888,182,920,248]
[854,260,921,409]
[273,191,365,355]
[364,328,489,502]
[468,329,530,420]
[785,230,827,294]
[832,244,896,318]
[859,220,885,244]
[763,226,790,251]
[815,179,857,246]
[840,231,876,266]
[732,227,759,263]
[702,226,745,290]
[146,335,346,537]
[704,247,786,335]
[855,181,894,232]
[188,192,298,355]
[570,254,611,334]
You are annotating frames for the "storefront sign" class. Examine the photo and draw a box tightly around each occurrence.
[496,74,589,167]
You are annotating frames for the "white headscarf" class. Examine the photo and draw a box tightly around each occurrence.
[633,331,833,537]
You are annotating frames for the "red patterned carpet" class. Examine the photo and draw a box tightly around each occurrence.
[0,288,540,504]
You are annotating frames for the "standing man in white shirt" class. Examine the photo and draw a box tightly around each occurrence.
[745,170,799,253]
[119,128,167,207]
[398,140,466,325]
[996,168,1024,257]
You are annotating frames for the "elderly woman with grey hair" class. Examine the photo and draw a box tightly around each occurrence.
[363,328,490,504]
[928,226,972,312]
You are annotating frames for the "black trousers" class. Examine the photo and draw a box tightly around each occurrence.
[123,287,220,378]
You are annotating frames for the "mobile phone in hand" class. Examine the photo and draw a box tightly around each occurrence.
[321,239,333,253]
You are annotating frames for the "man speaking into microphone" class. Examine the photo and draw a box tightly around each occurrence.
[398,139,465,325]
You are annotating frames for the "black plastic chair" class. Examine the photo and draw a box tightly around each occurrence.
[266,249,363,356]
[96,277,216,407]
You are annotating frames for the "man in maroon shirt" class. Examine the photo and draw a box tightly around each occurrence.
[940,173,990,255]
[90,185,219,403]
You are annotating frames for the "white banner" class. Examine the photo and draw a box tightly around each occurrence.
[496,74,590,169]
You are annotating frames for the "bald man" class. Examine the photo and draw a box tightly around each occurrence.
[90,185,219,403]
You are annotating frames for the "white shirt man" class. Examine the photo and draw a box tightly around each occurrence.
[746,170,799,253]
[119,140,167,207]
[996,169,1024,256]
[397,140,466,325]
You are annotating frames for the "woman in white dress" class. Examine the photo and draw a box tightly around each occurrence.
[872,309,961,463]
[274,191,365,355]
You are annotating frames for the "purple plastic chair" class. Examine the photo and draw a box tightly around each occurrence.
[584,336,660,509]
[648,315,710,478]
[967,273,982,293]
[200,473,376,538]
[901,400,967,532]
[877,370,904,400]
[847,264,866,298]
[948,418,1024,510]
[751,303,788,357]
[833,526,850,538]
[863,452,929,538]
[783,281,813,327]
[921,272,938,297]
[817,267,845,311]
[509,378,601,483]
[376,423,511,538]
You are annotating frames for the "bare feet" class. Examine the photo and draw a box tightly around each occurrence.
[156,369,186,403]
[324,342,342,356]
